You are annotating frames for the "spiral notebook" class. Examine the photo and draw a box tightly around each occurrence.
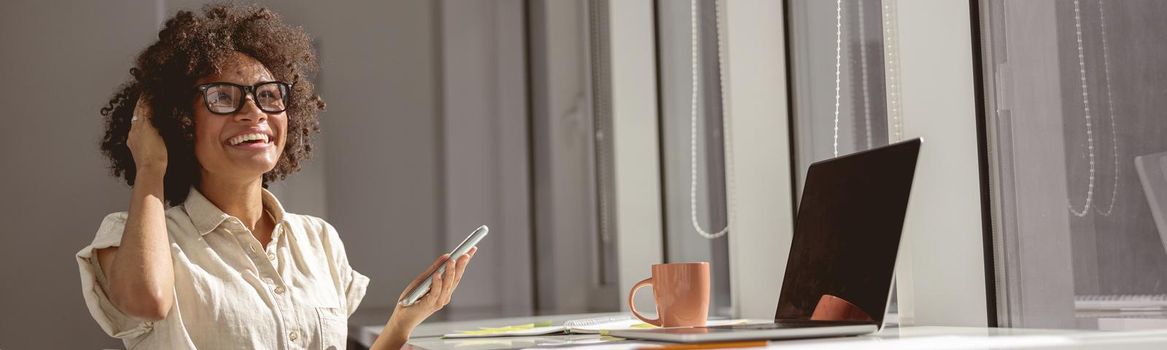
[442,315,744,338]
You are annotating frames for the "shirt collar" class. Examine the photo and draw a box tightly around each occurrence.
[183,186,288,236]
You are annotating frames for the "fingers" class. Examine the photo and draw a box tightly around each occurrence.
[438,249,474,307]
[414,254,450,286]
[438,259,457,306]
[444,248,476,304]
[398,275,423,300]
[131,95,151,128]
[134,94,151,118]
[398,254,450,299]
[128,98,142,144]
[424,254,451,276]
[455,247,476,285]
[402,249,477,309]
[128,95,152,146]
[450,253,471,291]
[423,262,445,307]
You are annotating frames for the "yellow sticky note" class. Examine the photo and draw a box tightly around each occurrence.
[454,321,555,336]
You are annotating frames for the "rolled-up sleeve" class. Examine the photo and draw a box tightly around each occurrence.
[322,221,369,317]
[76,212,153,339]
[344,267,370,317]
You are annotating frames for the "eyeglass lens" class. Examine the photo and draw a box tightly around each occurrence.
[203,82,288,114]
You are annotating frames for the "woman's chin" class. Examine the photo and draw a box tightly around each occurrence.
[226,158,279,177]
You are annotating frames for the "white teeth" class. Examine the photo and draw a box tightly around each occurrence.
[229,133,269,146]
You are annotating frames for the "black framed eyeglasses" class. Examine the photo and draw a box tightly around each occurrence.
[196,81,291,115]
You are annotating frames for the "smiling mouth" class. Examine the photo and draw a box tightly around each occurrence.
[228,133,272,146]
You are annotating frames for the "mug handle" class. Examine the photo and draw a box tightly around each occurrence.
[628,277,661,327]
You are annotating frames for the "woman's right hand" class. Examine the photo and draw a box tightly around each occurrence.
[127,94,168,172]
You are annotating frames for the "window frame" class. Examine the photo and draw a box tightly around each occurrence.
[604,0,996,325]
[881,0,991,327]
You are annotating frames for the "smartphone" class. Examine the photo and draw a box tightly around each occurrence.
[399,225,489,306]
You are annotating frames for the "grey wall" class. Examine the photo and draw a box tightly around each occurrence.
[0,1,161,348]
[0,0,444,348]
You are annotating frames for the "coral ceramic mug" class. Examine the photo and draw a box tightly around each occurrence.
[628,262,710,327]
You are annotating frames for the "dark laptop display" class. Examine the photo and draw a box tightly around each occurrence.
[775,138,920,326]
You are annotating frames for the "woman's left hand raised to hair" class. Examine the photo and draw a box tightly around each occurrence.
[371,247,477,350]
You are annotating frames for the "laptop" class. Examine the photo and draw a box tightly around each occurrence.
[1134,151,1167,255]
[610,138,921,343]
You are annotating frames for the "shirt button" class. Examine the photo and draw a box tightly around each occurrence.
[267,252,276,261]
[274,285,286,294]
[289,330,299,341]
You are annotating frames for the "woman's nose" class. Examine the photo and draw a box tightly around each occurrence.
[233,96,268,123]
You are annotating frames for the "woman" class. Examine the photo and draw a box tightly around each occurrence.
[76,4,471,349]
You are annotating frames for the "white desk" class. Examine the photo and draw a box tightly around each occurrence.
[353,313,1167,350]
[352,313,626,349]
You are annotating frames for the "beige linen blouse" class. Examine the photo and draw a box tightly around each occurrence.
[76,187,369,349]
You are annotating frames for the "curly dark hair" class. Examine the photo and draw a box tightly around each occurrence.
[99,3,325,206]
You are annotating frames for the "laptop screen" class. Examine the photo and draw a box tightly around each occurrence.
[774,139,920,327]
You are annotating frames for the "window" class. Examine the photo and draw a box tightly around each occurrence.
[655,0,733,318]
[527,0,623,314]
[981,0,1167,329]
[789,0,891,195]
